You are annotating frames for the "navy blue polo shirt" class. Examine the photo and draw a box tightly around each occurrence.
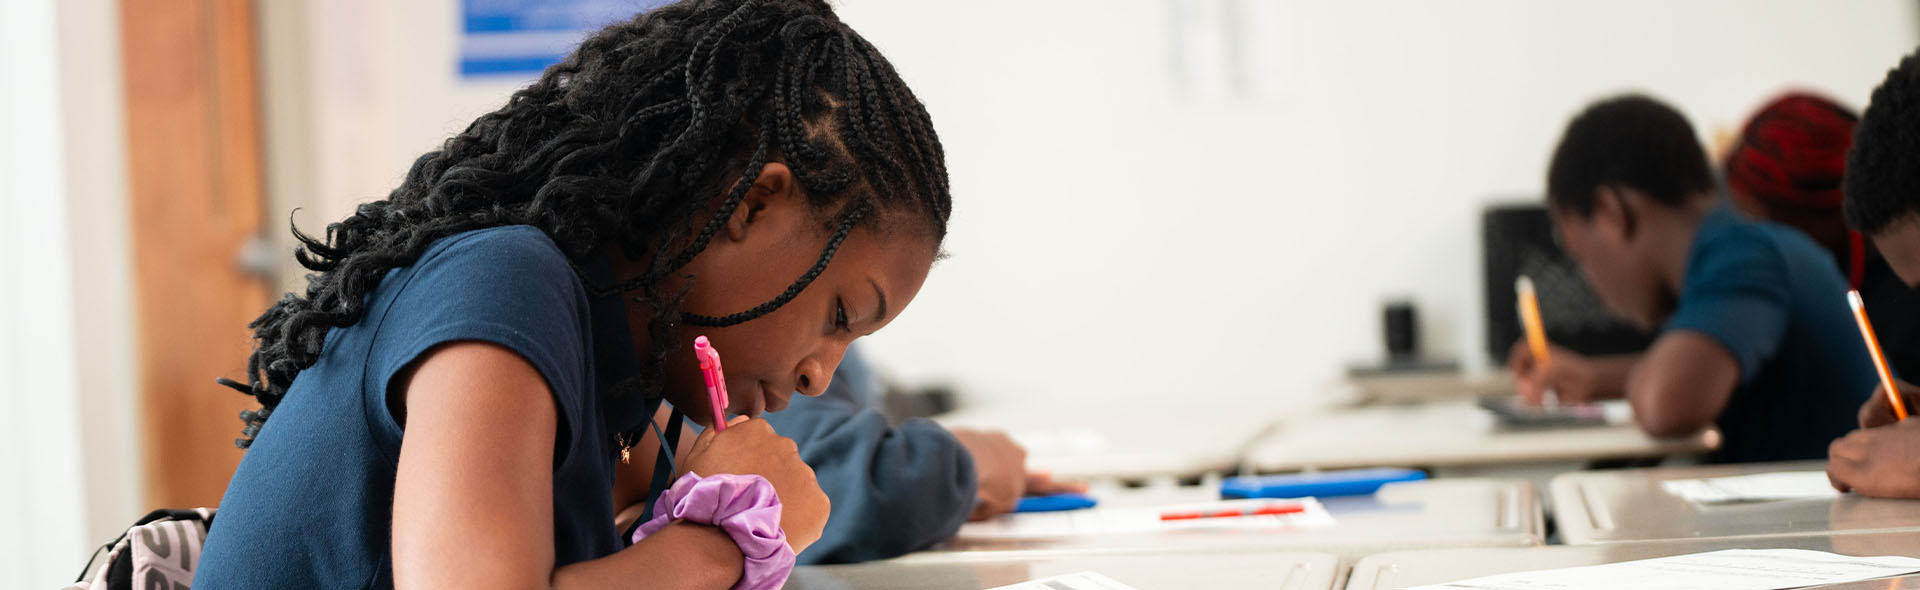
[196,226,652,589]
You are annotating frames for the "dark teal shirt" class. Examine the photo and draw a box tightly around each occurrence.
[1859,252,1920,383]
[1665,206,1877,463]
[196,226,652,589]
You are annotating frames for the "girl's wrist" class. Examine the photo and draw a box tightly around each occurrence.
[632,472,795,590]
[556,522,741,590]
[656,522,746,585]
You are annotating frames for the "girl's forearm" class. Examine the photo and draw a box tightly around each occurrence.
[551,521,743,590]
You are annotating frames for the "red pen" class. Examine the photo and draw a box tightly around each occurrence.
[694,336,730,431]
[1159,503,1305,521]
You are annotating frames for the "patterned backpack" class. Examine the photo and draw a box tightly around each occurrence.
[64,508,215,590]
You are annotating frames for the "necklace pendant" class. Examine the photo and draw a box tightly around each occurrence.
[621,446,631,464]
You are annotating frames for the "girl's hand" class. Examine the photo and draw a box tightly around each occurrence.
[681,416,830,552]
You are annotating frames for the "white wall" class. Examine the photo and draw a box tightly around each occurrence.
[0,0,140,587]
[278,1,1919,410]
[57,0,142,555]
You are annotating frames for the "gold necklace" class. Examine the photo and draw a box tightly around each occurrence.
[615,432,636,464]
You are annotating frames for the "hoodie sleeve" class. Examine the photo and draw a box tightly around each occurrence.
[762,346,979,564]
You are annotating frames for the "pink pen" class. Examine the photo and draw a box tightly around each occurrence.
[694,336,730,431]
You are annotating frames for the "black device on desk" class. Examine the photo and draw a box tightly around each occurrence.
[1476,394,1608,430]
[1483,203,1654,364]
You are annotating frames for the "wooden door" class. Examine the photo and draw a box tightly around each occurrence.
[119,0,271,509]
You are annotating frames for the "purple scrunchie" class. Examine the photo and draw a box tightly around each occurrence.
[631,472,795,590]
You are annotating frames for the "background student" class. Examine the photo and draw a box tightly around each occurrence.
[1724,92,1920,381]
[1509,94,1875,463]
[766,346,1085,563]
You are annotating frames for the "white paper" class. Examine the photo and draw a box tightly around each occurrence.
[958,497,1335,540]
[1400,549,1920,590]
[1660,471,1840,504]
[989,571,1140,590]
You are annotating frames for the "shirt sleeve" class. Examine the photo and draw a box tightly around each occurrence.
[764,348,979,564]
[1662,229,1793,384]
[361,227,593,468]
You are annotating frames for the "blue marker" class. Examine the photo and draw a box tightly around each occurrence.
[1221,467,1426,499]
[1015,493,1099,513]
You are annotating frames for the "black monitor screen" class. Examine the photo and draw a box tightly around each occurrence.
[1483,203,1655,364]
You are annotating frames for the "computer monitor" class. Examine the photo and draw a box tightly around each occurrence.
[1483,203,1654,364]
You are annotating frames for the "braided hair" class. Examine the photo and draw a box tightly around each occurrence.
[223,0,950,448]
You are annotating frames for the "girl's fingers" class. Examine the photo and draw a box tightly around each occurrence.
[688,423,721,454]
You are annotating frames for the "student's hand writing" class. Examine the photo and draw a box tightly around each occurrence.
[1828,418,1920,498]
[1507,341,1599,405]
[681,416,830,553]
[950,428,1028,521]
[1858,380,1920,429]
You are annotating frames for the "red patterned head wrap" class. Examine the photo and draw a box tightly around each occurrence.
[1725,92,1859,211]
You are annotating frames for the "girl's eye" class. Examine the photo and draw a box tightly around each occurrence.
[835,298,851,332]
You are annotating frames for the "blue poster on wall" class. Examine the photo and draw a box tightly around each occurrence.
[460,0,670,78]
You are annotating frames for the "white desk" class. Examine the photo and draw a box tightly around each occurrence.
[788,551,1338,590]
[933,401,1279,481]
[1346,532,1920,589]
[1552,460,1920,544]
[1243,398,1717,473]
[1344,369,1514,404]
[899,478,1541,563]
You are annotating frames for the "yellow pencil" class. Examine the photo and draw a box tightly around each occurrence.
[1848,290,1909,421]
[1516,276,1558,405]
[1516,276,1552,369]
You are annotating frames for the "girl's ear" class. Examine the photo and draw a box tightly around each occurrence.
[725,162,798,243]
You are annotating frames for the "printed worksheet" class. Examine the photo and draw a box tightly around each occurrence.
[959,497,1335,540]
[1660,471,1840,503]
[989,571,1140,590]
[1401,549,1920,590]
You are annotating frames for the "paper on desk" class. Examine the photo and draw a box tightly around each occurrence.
[1660,471,1840,504]
[988,571,1139,590]
[959,497,1335,540]
[1400,549,1920,590]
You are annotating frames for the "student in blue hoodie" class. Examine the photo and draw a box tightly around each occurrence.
[767,346,1083,563]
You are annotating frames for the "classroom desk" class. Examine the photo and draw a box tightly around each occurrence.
[897,478,1542,564]
[1552,460,1920,544]
[933,401,1280,481]
[1242,398,1718,473]
[1345,532,1920,589]
[788,550,1338,590]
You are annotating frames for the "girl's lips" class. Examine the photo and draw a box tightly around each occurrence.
[764,381,793,413]
[736,382,791,418]
[743,381,769,418]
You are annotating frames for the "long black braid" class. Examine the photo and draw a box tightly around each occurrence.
[223,0,951,448]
